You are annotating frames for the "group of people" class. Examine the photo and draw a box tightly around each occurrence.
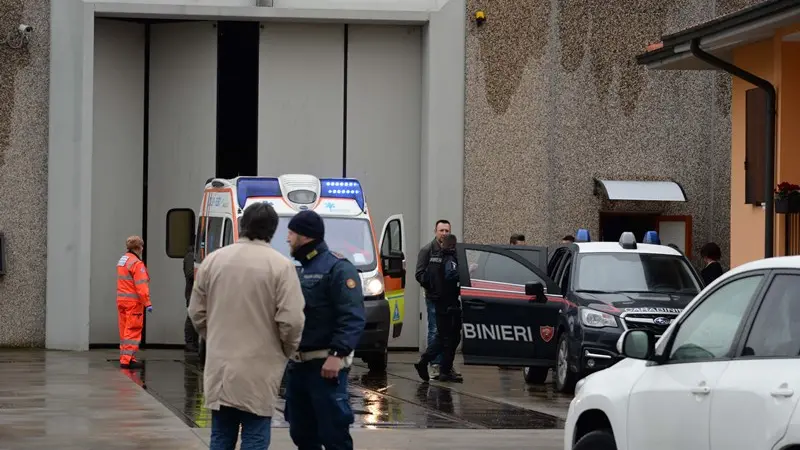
[115,204,366,450]
[114,209,730,449]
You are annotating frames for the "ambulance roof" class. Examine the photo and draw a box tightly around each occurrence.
[206,174,368,216]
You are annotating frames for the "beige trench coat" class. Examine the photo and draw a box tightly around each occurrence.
[189,238,305,417]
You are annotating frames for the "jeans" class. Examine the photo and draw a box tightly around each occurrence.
[421,309,462,374]
[285,359,354,450]
[210,405,271,450]
[426,299,443,365]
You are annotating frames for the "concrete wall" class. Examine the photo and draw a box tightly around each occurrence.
[0,0,50,347]
[462,0,767,269]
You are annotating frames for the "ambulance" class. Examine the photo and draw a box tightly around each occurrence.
[168,174,407,372]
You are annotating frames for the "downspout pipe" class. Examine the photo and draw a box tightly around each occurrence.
[689,39,777,258]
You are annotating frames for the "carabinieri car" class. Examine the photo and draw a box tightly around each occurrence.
[455,230,703,392]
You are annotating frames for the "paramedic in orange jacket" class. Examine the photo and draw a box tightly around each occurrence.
[117,236,152,369]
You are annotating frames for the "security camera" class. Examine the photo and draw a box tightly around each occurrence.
[18,24,32,34]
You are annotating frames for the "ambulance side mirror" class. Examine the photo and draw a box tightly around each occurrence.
[383,251,405,277]
[525,282,547,303]
[166,208,196,259]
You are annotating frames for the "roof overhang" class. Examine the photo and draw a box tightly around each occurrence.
[637,0,800,70]
[594,179,687,202]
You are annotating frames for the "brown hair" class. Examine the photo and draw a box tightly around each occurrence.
[126,236,144,252]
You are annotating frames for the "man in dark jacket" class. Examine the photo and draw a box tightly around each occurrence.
[415,234,462,382]
[183,244,199,353]
[415,220,451,376]
[284,210,366,450]
[700,242,725,286]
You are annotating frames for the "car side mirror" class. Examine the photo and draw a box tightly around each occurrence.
[382,251,405,277]
[618,330,656,360]
[525,282,547,303]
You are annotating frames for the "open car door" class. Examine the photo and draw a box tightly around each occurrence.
[379,214,406,339]
[457,244,562,368]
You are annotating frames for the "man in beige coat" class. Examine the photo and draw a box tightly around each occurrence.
[189,202,305,450]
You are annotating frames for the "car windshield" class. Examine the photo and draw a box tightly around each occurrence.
[268,216,377,271]
[574,253,700,294]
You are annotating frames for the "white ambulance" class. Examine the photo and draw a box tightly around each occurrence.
[167,174,407,372]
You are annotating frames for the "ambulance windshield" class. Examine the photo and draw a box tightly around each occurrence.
[270,216,377,271]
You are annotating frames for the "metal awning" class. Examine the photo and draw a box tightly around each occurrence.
[594,179,686,202]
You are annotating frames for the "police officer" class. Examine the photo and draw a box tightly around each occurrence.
[284,211,366,450]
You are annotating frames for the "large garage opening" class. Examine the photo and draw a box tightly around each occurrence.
[90,19,424,350]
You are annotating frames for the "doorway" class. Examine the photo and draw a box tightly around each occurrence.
[599,213,658,243]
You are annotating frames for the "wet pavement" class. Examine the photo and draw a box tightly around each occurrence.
[0,349,571,449]
[116,350,567,430]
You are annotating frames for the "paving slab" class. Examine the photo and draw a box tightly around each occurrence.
[0,350,206,450]
[0,349,569,449]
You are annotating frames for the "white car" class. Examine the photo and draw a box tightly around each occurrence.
[564,255,800,450]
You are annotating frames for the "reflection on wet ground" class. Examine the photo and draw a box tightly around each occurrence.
[115,353,567,430]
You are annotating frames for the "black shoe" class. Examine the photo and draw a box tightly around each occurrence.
[438,372,463,383]
[120,361,144,369]
[414,361,430,382]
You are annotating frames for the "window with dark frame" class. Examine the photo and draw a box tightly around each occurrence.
[745,87,767,205]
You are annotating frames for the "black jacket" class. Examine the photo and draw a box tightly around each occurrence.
[415,239,444,300]
[701,261,725,286]
[435,251,460,312]
[183,249,194,303]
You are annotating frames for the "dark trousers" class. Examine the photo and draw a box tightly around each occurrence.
[421,309,462,374]
[285,359,354,450]
[210,405,271,450]
[184,297,198,349]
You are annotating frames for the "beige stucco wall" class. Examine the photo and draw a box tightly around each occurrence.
[0,0,50,346]
[462,0,765,268]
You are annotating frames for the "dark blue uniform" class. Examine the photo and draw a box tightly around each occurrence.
[285,241,366,450]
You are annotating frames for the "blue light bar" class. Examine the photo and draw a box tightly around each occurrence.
[576,228,591,242]
[319,178,365,211]
[236,177,281,209]
[643,231,661,244]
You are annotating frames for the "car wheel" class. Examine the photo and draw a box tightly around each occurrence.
[573,429,616,450]
[364,348,388,373]
[555,333,577,394]
[522,366,549,384]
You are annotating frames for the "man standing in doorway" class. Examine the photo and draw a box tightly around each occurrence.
[284,210,366,450]
[189,203,306,450]
[700,242,725,286]
[415,219,451,378]
[116,235,152,369]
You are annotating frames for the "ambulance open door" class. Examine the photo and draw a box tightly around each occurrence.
[379,214,406,340]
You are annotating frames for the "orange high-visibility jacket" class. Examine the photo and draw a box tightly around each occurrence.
[116,252,151,307]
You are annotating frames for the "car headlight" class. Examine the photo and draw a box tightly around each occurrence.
[580,307,618,328]
[362,273,384,297]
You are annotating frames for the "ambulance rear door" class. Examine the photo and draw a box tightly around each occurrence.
[457,244,561,367]
[379,214,406,340]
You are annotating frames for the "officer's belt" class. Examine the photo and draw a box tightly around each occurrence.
[291,349,354,368]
